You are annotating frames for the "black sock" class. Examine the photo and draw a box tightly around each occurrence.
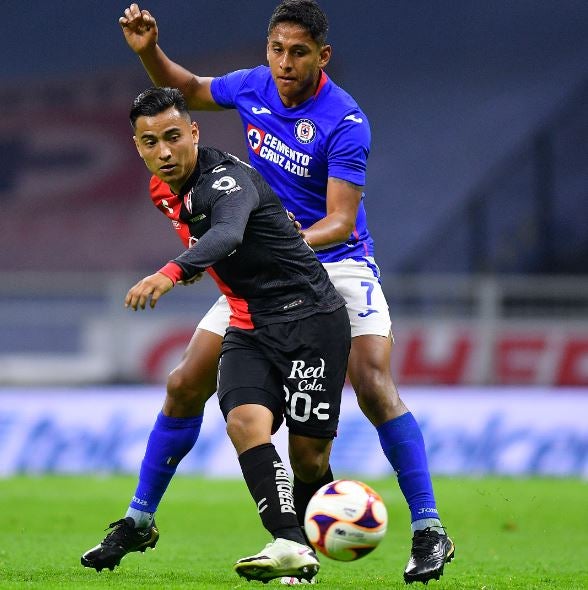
[239,443,306,545]
[293,465,334,545]
[293,465,334,528]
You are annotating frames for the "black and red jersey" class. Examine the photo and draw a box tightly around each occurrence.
[156,147,345,329]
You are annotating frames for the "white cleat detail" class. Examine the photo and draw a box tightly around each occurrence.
[281,574,316,584]
[234,538,319,583]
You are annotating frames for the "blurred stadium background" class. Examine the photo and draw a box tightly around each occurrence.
[1,0,588,481]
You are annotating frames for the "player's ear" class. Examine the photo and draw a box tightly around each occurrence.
[318,44,332,69]
[191,122,199,145]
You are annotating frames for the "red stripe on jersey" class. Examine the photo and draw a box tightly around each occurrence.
[314,70,329,98]
[150,176,191,247]
[158,261,184,285]
[206,267,253,329]
[351,226,368,255]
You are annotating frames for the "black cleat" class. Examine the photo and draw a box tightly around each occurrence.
[404,527,455,584]
[81,517,159,572]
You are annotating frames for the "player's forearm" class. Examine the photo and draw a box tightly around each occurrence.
[138,45,192,94]
[168,225,244,282]
[138,45,216,110]
[303,214,355,251]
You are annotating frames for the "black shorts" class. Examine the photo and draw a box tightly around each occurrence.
[217,307,350,439]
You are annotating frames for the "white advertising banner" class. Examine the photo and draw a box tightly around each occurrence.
[4,316,588,386]
[0,387,587,478]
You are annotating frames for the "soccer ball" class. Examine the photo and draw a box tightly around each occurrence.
[304,479,388,561]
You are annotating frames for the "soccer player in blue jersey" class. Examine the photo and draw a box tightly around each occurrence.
[83,0,455,584]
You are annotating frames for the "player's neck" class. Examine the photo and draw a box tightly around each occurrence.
[278,71,323,108]
[169,148,198,195]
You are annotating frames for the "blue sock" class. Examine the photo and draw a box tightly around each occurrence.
[376,412,440,524]
[129,412,203,515]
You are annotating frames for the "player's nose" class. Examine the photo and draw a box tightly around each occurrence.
[158,144,172,159]
[279,54,293,69]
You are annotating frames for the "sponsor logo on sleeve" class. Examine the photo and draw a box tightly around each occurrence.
[212,176,242,195]
[251,106,272,115]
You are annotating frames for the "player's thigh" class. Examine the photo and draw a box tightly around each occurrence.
[347,334,407,427]
[170,327,223,393]
[196,294,230,337]
[323,258,392,339]
[217,329,285,435]
[168,295,228,394]
[347,333,395,387]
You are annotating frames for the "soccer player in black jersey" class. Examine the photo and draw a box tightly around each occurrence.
[81,87,350,583]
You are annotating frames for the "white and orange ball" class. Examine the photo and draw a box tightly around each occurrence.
[304,479,388,561]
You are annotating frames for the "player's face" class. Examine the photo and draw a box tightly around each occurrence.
[267,22,331,108]
[133,107,199,194]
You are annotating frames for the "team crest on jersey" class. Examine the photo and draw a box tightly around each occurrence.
[247,124,265,154]
[294,119,316,144]
[183,188,194,214]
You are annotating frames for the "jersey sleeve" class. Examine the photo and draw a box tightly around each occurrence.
[169,165,260,279]
[326,111,371,187]
[210,69,252,109]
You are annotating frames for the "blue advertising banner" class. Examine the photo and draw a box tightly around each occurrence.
[1,387,586,478]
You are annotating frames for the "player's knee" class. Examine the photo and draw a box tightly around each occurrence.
[353,371,407,423]
[166,366,213,405]
[353,367,397,403]
[225,417,243,445]
[290,450,329,483]
[226,410,270,452]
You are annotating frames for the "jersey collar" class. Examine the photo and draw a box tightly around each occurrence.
[314,70,329,99]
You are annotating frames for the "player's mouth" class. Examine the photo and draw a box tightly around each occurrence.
[277,76,297,85]
[160,164,177,172]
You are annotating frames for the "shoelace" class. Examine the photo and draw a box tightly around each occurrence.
[102,519,133,546]
[411,528,442,557]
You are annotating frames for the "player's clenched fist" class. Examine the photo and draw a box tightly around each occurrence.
[125,272,174,310]
[119,3,158,54]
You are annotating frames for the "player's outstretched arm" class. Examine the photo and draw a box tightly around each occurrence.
[119,3,220,111]
[125,272,174,310]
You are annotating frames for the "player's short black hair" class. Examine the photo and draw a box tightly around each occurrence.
[130,87,190,129]
[268,0,329,45]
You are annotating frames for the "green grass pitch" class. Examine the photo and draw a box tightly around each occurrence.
[0,475,586,589]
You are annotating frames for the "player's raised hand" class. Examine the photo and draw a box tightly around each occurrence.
[119,3,158,54]
[125,272,174,311]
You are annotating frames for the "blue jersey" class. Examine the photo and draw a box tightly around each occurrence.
[210,66,374,263]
